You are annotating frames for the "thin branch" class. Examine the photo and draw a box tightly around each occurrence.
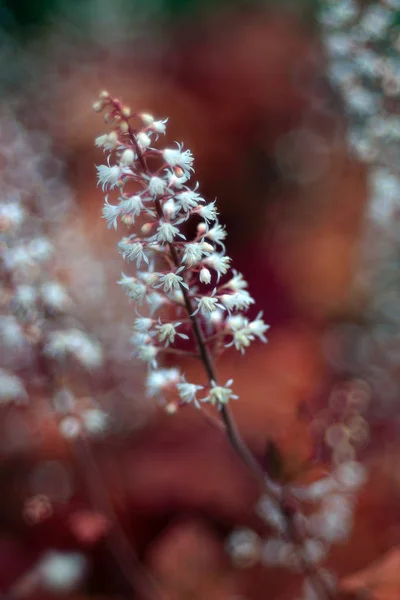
[38,345,163,600]
[72,435,164,600]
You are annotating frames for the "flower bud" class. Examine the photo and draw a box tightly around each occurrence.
[141,223,153,235]
[140,113,154,125]
[119,121,129,134]
[174,166,185,178]
[92,101,103,113]
[197,223,207,236]
[201,242,214,254]
[121,106,131,118]
[199,268,211,284]
[163,198,176,217]
[152,120,167,134]
[108,131,118,145]
[121,214,133,226]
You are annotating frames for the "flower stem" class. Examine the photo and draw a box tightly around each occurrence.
[72,435,164,600]
[121,108,335,600]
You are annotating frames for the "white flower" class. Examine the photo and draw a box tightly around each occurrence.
[135,343,158,366]
[154,269,188,293]
[13,285,37,312]
[166,169,190,189]
[309,495,354,543]
[163,143,194,174]
[155,221,182,243]
[150,119,168,135]
[148,176,166,197]
[225,270,248,291]
[133,317,154,332]
[102,198,120,229]
[44,330,103,369]
[131,332,152,347]
[204,379,238,406]
[82,408,108,435]
[206,308,225,327]
[146,368,181,397]
[4,246,34,272]
[261,538,288,567]
[40,282,71,312]
[176,189,204,211]
[291,477,337,502]
[28,237,54,262]
[117,273,147,302]
[199,267,211,284]
[0,316,26,349]
[146,291,167,314]
[359,5,392,39]
[324,32,353,57]
[0,369,27,403]
[196,200,218,223]
[120,148,135,166]
[335,461,367,491]
[60,416,81,439]
[39,551,87,592]
[193,290,225,315]
[203,253,231,279]
[226,528,260,568]
[0,201,25,230]
[156,321,189,346]
[156,322,178,345]
[118,239,149,267]
[256,496,286,533]
[182,243,209,267]
[203,223,227,245]
[118,194,144,219]
[137,132,151,149]
[229,326,254,354]
[249,312,270,342]
[220,295,238,312]
[221,290,255,311]
[95,131,118,150]
[301,539,327,566]
[320,0,358,27]
[53,388,75,414]
[176,379,204,406]
[226,314,247,330]
[225,314,268,353]
[96,163,121,191]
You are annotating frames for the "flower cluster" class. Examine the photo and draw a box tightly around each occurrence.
[226,379,368,586]
[0,114,110,439]
[321,0,400,415]
[226,5,400,595]
[321,0,400,227]
[94,91,269,410]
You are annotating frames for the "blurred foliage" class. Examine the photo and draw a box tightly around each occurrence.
[0,0,321,31]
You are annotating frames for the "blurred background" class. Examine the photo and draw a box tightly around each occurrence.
[0,0,400,598]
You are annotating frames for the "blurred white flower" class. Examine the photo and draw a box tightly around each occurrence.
[39,551,87,592]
